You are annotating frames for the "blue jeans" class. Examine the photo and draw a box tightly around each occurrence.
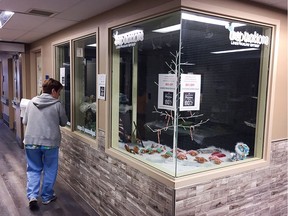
[25,147,59,202]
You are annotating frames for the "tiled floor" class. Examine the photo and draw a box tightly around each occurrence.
[0,120,99,216]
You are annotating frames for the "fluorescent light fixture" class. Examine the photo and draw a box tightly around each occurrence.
[0,11,14,28]
[182,12,245,28]
[182,13,227,26]
[152,14,245,34]
[230,23,246,28]
[211,48,259,54]
[87,43,97,47]
[181,62,195,66]
[152,24,181,33]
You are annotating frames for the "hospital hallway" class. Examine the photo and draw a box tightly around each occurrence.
[0,120,99,216]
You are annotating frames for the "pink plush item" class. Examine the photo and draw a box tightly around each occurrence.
[209,155,222,164]
[211,152,226,158]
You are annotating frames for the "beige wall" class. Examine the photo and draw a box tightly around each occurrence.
[272,16,287,140]
[28,0,287,140]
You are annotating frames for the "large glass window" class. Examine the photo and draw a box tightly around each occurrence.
[55,42,71,125]
[111,11,272,177]
[73,35,97,138]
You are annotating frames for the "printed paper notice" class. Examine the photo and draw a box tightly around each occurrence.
[158,74,177,110]
[97,74,106,100]
[60,67,65,86]
[180,74,201,111]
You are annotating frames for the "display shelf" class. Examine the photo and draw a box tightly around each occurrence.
[119,141,233,175]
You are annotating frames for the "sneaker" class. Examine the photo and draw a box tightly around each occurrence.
[29,198,39,211]
[42,194,57,205]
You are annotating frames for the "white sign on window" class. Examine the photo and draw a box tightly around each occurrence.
[76,48,83,57]
[180,74,201,111]
[113,29,144,49]
[158,74,177,110]
[60,67,65,86]
[225,23,270,48]
[97,74,106,100]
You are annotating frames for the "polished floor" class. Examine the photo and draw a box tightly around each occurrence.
[0,120,99,216]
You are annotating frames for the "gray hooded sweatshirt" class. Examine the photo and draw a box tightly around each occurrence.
[22,93,68,147]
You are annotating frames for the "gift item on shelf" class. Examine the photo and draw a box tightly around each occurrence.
[230,142,250,161]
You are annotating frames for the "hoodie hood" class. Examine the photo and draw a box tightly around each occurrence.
[31,93,59,109]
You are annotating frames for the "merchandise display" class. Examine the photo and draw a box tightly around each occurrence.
[111,10,271,177]
[120,141,249,174]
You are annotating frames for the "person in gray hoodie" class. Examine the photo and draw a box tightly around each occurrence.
[22,78,67,211]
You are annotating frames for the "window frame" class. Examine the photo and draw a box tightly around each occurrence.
[54,41,71,126]
[53,30,99,146]
[72,34,98,139]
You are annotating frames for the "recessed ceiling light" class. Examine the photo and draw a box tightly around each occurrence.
[182,13,245,28]
[0,11,14,28]
[152,13,246,34]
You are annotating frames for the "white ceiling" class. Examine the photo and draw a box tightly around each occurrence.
[0,0,131,43]
[248,0,287,11]
[0,0,286,44]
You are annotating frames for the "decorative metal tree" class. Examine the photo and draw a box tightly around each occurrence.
[145,46,209,151]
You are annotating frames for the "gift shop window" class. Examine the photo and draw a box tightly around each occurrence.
[110,11,272,177]
[73,35,97,138]
[55,42,71,126]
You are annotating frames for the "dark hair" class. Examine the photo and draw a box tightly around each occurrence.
[42,78,63,94]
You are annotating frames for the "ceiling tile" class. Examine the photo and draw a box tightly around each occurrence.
[248,0,287,10]
[55,0,130,21]
[14,31,49,43]
[3,13,49,30]
[0,0,81,13]
[33,18,78,33]
[0,28,26,41]
[272,1,288,9]
[0,0,131,44]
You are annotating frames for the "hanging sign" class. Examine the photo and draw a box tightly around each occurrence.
[158,74,177,110]
[180,74,201,111]
[97,74,106,100]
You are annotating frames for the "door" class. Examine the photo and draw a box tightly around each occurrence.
[12,54,24,148]
[8,58,14,129]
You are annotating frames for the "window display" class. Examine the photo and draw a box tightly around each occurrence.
[110,11,272,177]
[55,42,71,125]
[73,35,97,138]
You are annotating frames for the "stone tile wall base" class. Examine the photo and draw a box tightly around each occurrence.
[59,130,174,216]
[175,140,288,216]
[59,130,287,216]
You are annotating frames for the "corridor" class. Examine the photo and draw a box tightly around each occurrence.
[0,120,99,216]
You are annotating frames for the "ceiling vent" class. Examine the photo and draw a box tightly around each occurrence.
[27,9,56,17]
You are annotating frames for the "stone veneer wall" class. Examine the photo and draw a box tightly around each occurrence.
[59,129,175,216]
[175,140,288,216]
[59,128,287,216]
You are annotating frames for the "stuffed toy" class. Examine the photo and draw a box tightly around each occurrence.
[230,142,250,161]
